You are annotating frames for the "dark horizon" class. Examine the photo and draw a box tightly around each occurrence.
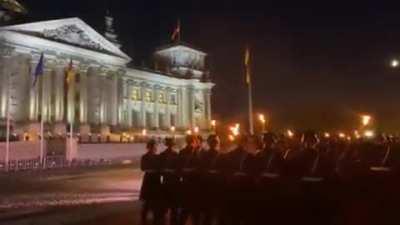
[13,0,400,132]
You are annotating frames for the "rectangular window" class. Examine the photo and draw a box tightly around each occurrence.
[131,88,140,101]
[170,94,177,105]
[158,92,166,104]
[145,91,153,102]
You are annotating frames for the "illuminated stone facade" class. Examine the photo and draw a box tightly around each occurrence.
[0,18,214,136]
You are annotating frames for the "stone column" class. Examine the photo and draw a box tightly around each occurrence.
[29,56,40,121]
[127,81,133,127]
[140,82,147,128]
[66,63,76,124]
[203,89,212,129]
[79,64,89,124]
[41,67,52,122]
[177,87,184,128]
[117,78,126,126]
[98,68,108,125]
[87,66,100,125]
[153,85,160,129]
[165,88,172,128]
[110,72,118,126]
[53,64,65,122]
[188,86,195,128]
[0,51,14,120]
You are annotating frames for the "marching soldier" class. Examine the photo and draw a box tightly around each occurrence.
[177,135,202,225]
[224,134,257,225]
[199,135,224,225]
[159,137,180,225]
[140,139,162,225]
[254,132,285,224]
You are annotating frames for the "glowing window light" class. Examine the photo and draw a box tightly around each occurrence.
[142,129,147,136]
[338,132,346,139]
[324,132,331,138]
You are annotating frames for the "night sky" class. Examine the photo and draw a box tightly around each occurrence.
[11,1,400,132]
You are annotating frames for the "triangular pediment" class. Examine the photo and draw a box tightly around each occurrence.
[1,17,131,61]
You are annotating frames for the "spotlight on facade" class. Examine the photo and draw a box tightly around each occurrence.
[142,129,147,136]
[324,132,331,138]
[186,130,192,135]
[338,132,346,139]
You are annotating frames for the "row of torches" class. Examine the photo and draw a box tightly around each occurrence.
[226,114,376,142]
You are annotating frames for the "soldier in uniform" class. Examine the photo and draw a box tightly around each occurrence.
[254,132,285,224]
[224,134,257,225]
[295,131,333,225]
[177,135,202,225]
[199,135,223,225]
[159,137,180,225]
[140,139,162,225]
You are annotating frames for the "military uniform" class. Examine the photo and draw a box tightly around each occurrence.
[254,146,285,224]
[159,147,180,225]
[177,145,202,225]
[224,146,257,225]
[140,151,162,225]
[198,147,224,225]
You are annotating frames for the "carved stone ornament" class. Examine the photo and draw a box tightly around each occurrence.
[42,25,105,51]
[194,93,204,113]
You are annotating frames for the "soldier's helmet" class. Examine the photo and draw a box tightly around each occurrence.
[301,130,320,146]
[164,137,176,147]
[263,132,278,146]
[146,139,157,150]
[207,134,220,147]
[186,134,197,145]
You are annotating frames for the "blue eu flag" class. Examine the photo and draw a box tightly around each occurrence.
[32,53,44,87]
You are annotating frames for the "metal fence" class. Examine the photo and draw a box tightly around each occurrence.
[0,156,115,172]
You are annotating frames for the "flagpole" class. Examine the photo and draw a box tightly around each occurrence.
[178,19,181,42]
[70,120,73,163]
[5,72,11,172]
[245,47,254,135]
[248,80,254,135]
[40,109,44,168]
